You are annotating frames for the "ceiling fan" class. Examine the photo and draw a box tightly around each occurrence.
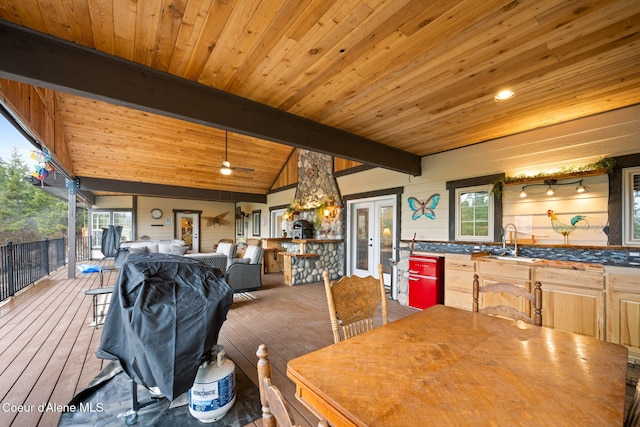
[219,131,254,175]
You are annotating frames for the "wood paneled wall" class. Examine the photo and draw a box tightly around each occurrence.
[270,149,365,191]
[0,78,72,174]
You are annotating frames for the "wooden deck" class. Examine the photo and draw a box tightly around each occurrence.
[0,261,416,427]
[0,261,636,427]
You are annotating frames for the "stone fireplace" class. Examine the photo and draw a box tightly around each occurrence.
[280,149,345,285]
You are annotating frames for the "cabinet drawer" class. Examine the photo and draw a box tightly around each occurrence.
[535,267,603,290]
[478,261,530,280]
[445,256,475,272]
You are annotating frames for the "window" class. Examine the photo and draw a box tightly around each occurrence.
[90,210,132,248]
[623,166,640,245]
[447,174,502,242]
[270,208,286,237]
[455,185,494,241]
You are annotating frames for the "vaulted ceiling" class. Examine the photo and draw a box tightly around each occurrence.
[0,0,638,202]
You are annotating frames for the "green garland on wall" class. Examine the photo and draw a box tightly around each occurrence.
[492,157,615,198]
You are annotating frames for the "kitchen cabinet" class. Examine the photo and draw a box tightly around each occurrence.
[261,238,291,273]
[607,266,640,360]
[533,266,605,340]
[443,255,476,311]
[476,261,532,315]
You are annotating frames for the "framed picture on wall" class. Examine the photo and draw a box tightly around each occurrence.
[252,210,261,236]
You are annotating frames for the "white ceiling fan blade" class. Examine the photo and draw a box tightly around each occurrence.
[231,166,255,172]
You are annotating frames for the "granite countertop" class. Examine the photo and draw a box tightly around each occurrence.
[402,240,640,268]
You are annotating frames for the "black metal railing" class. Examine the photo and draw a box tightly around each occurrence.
[76,236,91,262]
[0,238,67,303]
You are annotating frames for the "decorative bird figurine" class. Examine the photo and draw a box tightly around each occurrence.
[202,211,230,227]
[546,210,587,245]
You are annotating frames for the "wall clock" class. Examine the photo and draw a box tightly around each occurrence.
[150,208,163,219]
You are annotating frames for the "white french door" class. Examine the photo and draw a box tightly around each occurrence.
[175,211,200,253]
[347,196,396,287]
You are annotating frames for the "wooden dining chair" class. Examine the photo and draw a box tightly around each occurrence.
[256,344,328,427]
[472,273,542,326]
[625,380,640,427]
[322,264,388,344]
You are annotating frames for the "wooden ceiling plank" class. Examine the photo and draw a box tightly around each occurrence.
[86,0,114,54]
[0,20,421,175]
[112,0,138,60]
[60,0,95,49]
[0,1,45,29]
[324,5,639,142]
[167,0,215,75]
[132,0,164,67]
[152,0,188,71]
[297,0,546,123]
[196,0,263,87]
[254,1,376,108]
[182,0,236,80]
[215,0,293,91]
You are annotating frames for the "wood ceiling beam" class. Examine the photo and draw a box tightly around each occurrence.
[78,177,267,203]
[0,21,422,176]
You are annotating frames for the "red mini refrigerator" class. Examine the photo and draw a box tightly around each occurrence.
[408,255,444,310]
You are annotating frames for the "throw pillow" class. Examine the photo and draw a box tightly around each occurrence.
[129,246,149,255]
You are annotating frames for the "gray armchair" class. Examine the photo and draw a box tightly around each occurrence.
[226,246,264,292]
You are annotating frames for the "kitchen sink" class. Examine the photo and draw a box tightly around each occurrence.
[484,256,541,263]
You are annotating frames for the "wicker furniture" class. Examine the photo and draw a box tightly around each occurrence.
[226,246,264,292]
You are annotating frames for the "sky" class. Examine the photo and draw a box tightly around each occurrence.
[0,113,39,167]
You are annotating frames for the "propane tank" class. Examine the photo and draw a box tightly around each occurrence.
[189,345,236,423]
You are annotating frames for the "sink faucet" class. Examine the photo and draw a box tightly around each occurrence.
[502,223,518,257]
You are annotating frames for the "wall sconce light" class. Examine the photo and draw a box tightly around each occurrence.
[323,207,336,218]
[519,179,586,198]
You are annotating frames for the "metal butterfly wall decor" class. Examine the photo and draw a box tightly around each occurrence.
[408,194,440,220]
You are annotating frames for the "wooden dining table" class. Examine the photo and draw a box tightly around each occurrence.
[287,305,628,426]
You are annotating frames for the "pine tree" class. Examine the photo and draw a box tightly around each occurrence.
[0,149,78,244]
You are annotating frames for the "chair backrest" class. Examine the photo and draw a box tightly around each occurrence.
[322,264,388,344]
[246,238,262,247]
[257,344,329,427]
[215,242,236,269]
[243,245,264,264]
[624,380,640,427]
[472,273,542,326]
[214,238,233,250]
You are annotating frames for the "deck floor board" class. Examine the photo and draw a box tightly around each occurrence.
[0,262,633,427]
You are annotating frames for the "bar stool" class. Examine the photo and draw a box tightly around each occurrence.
[85,287,114,328]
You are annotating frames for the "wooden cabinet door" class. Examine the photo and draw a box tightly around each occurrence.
[444,255,476,311]
[477,261,531,315]
[540,285,604,338]
[607,267,640,359]
[535,267,605,339]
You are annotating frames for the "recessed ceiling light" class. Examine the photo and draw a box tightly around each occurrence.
[494,89,515,101]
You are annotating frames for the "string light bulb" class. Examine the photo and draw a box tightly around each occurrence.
[518,178,588,198]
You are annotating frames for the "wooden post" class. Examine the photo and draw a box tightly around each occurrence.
[256,344,276,427]
[534,281,542,326]
[472,273,479,312]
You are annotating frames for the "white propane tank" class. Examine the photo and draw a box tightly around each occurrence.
[189,345,236,423]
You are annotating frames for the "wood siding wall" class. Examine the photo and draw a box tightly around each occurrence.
[333,104,640,246]
[0,78,73,174]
